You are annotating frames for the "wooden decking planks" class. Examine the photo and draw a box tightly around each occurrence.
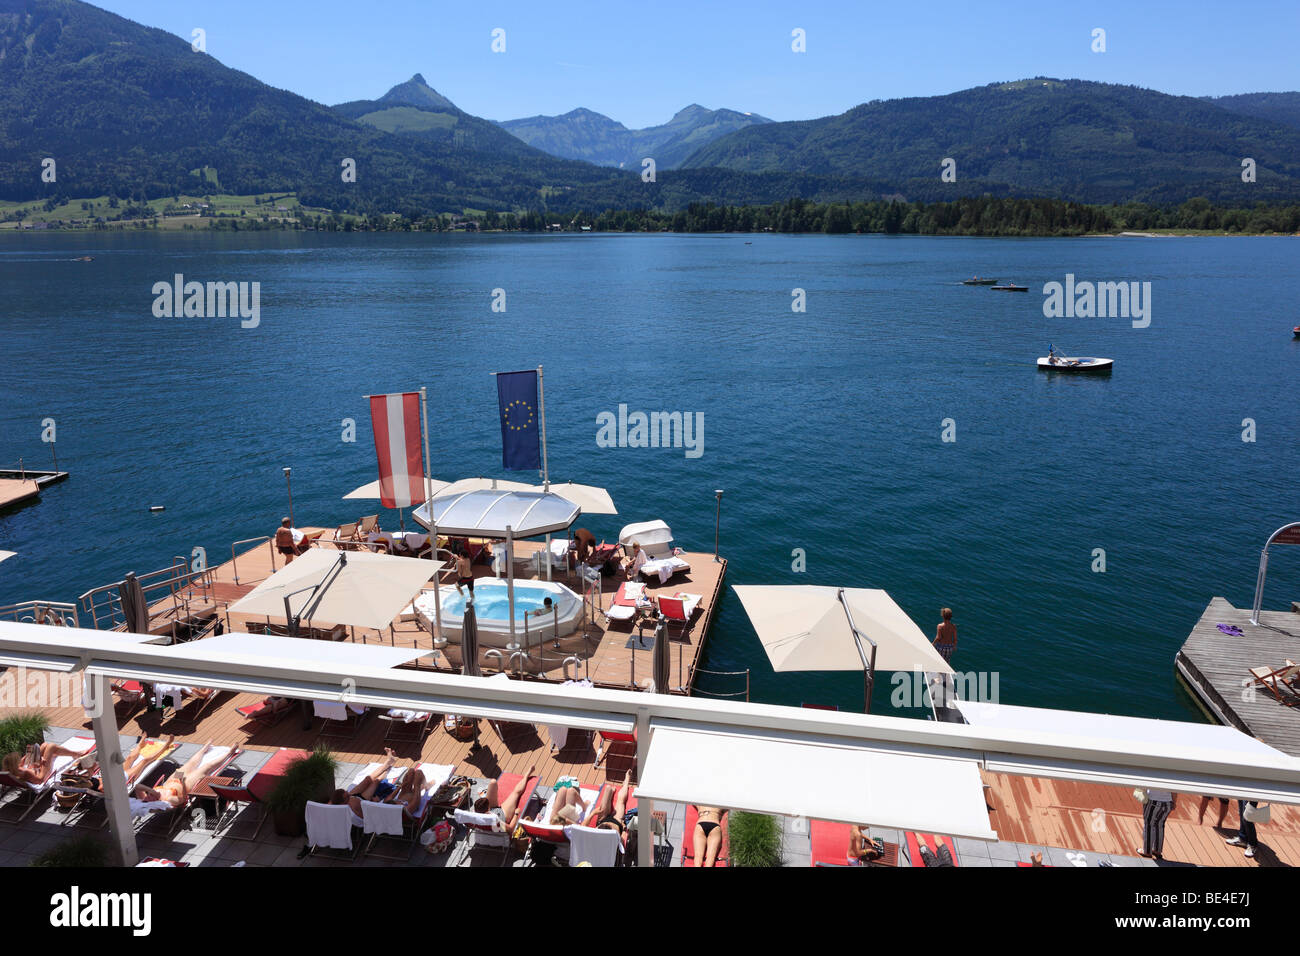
[208,531,723,694]
[0,479,40,510]
[984,769,1300,867]
[1175,597,1300,756]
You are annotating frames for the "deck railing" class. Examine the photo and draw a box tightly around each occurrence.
[0,600,80,628]
[78,560,216,637]
[230,536,277,585]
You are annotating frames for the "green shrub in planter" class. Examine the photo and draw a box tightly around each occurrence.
[728,811,784,867]
[265,748,339,836]
[31,835,110,868]
[0,712,49,758]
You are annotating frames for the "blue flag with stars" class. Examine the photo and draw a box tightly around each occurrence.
[496,369,541,471]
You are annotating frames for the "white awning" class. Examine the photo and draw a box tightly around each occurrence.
[733,585,954,675]
[412,489,580,538]
[637,726,998,840]
[159,632,432,670]
[955,699,1289,769]
[0,621,164,671]
[227,548,442,632]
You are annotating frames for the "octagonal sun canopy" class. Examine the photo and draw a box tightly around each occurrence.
[412,489,580,538]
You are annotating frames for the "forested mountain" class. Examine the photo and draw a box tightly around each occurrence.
[684,79,1300,205]
[497,104,771,169]
[1204,92,1300,133]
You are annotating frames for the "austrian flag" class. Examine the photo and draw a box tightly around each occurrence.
[368,392,425,509]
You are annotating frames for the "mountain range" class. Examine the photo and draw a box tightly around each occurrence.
[496,104,771,170]
[4,1,1300,214]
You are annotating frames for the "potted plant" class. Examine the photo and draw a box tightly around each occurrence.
[265,748,338,837]
[0,712,49,758]
[728,811,784,867]
[31,835,109,867]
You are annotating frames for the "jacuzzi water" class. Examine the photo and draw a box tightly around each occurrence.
[442,581,561,622]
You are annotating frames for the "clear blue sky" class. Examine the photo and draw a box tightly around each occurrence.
[96,0,1300,128]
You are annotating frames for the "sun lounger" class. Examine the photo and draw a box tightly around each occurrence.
[211,747,309,842]
[0,735,96,822]
[1249,661,1300,706]
[235,696,295,729]
[305,800,364,859]
[904,831,959,867]
[606,581,649,624]
[681,804,729,867]
[360,762,454,861]
[452,772,539,866]
[518,781,606,863]
[657,592,702,638]
[314,700,369,741]
[154,685,222,726]
[564,823,622,867]
[809,820,898,867]
[378,708,433,743]
[152,744,240,835]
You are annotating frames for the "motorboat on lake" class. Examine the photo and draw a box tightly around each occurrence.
[962,276,998,285]
[1037,347,1113,373]
[992,283,1028,292]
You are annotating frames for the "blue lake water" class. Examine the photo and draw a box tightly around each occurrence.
[1,230,1298,720]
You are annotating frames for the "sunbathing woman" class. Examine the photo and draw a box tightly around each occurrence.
[547,781,588,824]
[1,741,88,785]
[474,763,536,829]
[343,749,426,816]
[133,740,238,809]
[123,735,176,786]
[692,806,728,867]
[585,770,634,841]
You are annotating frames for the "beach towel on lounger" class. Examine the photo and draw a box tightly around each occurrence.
[564,824,620,867]
[306,802,360,850]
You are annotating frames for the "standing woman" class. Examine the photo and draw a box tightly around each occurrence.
[1138,789,1176,859]
[933,608,957,663]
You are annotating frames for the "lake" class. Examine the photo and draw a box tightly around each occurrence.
[1,230,1297,720]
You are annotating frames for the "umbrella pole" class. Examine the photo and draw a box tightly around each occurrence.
[506,525,516,648]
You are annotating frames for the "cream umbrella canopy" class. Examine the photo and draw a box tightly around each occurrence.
[228,548,446,637]
[732,585,953,712]
[343,477,451,531]
[535,481,617,515]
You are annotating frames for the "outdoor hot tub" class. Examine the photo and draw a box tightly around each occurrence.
[412,578,583,648]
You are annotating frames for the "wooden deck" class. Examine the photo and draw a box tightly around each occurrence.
[1175,597,1300,757]
[984,770,1300,867]
[0,479,40,510]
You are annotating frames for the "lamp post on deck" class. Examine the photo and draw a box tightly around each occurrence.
[283,466,295,527]
[714,489,724,562]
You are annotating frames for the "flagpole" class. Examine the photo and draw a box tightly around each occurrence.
[420,387,443,645]
[537,365,553,580]
[537,364,549,490]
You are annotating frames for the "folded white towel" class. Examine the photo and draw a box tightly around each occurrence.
[306,801,358,850]
[360,799,405,836]
[564,824,620,867]
[387,709,429,723]
[454,808,504,830]
[313,700,347,721]
[129,798,171,816]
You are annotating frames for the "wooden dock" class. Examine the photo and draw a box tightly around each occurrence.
[1175,597,1300,757]
[146,530,727,696]
[0,468,68,511]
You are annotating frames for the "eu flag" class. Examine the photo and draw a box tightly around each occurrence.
[496,369,541,471]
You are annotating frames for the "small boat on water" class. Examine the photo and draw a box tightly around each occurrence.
[72,256,93,262]
[992,283,1029,292]
[962,276,998,285]
[1037,348,1113,373]
[1293,326,1300,338]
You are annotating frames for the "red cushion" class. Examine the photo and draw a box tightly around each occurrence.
[247,748,311,802]
[810,820,854,867]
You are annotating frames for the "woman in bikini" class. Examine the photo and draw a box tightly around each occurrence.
[133,740,237,809]
[692,806,728,867]
[585,770,634,842]
[1,741,89,785]
[123,734,176,786]
[473,763,537,829]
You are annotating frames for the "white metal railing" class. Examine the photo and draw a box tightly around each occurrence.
[0,600,80,628]
[78,560,216,636]
[230,536,277,585]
